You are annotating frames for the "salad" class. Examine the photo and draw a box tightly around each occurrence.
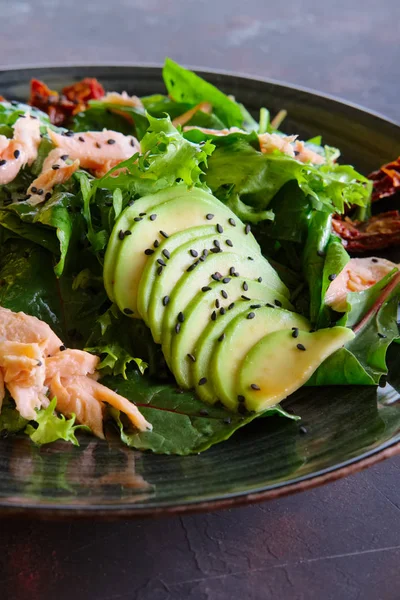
[0,58,399,455]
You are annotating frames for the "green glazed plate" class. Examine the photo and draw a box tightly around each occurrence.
[0,65,399,518]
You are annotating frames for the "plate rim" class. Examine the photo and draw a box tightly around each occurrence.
[0,62,399,518]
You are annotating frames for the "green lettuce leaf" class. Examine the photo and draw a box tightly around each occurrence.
[163,58,244,128]
[25,398,88,445]
[0,399,28,434]
[106,371,298,455]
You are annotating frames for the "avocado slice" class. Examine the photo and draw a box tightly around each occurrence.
[210,306,310,411]
[137,225,216,322]
[104,185,186,302]
[170,278,293,389]
[192,299,268,404]
[112,190,257,316]
[238,327,355,412]
[145,230,261,342]
[161,251,288,363]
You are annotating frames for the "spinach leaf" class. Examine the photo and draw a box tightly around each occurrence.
[163,58,244,128]
[105,371,297,455]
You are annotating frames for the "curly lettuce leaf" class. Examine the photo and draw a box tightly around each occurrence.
[0,400,28,434]
[25,398,88,446]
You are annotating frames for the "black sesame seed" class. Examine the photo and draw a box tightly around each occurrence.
[178,312,185,323]
[202,249,209,257]
[245,224,251,235]
[187,262,198,272]
[37,360,43,367]
[228,302,235,310]
[190,249,198,257]
[215,299,220,308]
[237,395,245,403]
[297,343,306,351]
[228,218,236,227]
[258,277,263,283]
[199,408,209,416]
[154,240,160,248]
[199,256,206,262]
[267,303,276,309]
[37,189,43,195]
[226,239,233,247]
[59,345,66,351]
[45,192,52,201]
[292,327,299,338]
[124,308,134,315]
[51,164,60,170]
[144,248,154,255]
[95,142,101,149]
[211,273,221,281]
[0,160,6,166]
[317,250,325,257]
[175,322,181,334]
[202,286,211,292]
[198,377,208,386]
[213,240,221,249]
[274,299,282,307]
[218,333,225,342]
[78,136,85,142]
[229,267,235,276]
[248,256,254,261]
[162,295,169,306]
[223,417,232,424]
[378,333,387,339]
[221,290,228,299]
[328,274,337,281]
[64,130,74,137]
[234,271,240,277]
[31,186,37,193]
[13,149,20,159]
[222,277,231,284]
[130,138,135,147]
[187,353,196,362]
[124,230,132,236]
[241,295,250,301]
[107,138,116,144]
[206,213,214,220]
[247,312,255,319]
[139,212,146,217]
[220,307,226,315]
[157,266,163,275]
[60,154,69,161]
[211,248,221,254]
[118,230,125,240]
[299,425,308,435]
[371,258,379,263]
[162,249,170,260]
[250,304,261,309]
[243,282,248,291]
[216,224,223,234]
[250,383,260,390]
[157,258,167,267]
[134,216,143,222]
[150,214,157,221]
[127,199,134,206]
[160,230,169,238]
[211,311,217,321]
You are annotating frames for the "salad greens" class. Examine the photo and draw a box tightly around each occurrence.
[0,59,398,454]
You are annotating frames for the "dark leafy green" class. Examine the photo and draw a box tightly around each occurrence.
[106,371,298,455]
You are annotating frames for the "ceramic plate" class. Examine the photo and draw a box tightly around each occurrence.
[0,65,399,518]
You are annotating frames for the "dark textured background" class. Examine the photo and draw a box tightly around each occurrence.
[1,1,400,599]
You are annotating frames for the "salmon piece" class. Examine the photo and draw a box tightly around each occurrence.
[27,148,80,206]
[0,370,4,412]
[99,91,143,109]
[0,307,62,356]
[325,257,398,312]
[293,140,325,165]
[0,115,41,185]
[47,128,140,177]
[172,102,212,127]
[258,132,297,157]
[45,348,99,380]
[0,341,48,419]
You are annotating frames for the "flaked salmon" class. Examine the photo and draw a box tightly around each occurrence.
[48,128,140,177]
[27,148,80,205]
[325,257,398,312]
[99,91,143,109]
[0,307,151,436]
[0,115,41,185]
